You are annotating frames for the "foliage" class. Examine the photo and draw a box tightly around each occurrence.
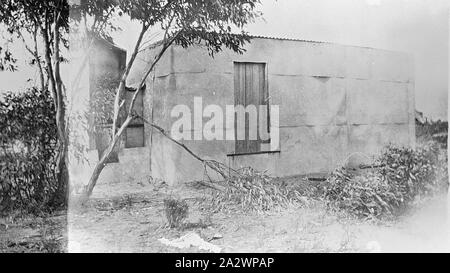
[70,0,262,59]
[435,148,449,193]
[0,88,58,214]
[76,0,263,198]
[322,142,447,219]
[416,118,448,148]
[0,0,69,33]
[70,0,122,42]
[323,168,402,218]
[163,197,189,228]
[0,45,17,71]
[0,0,69,72]
[1,0,72,208]
[377,143,440,200]
[117,0,261,56]
[211,167,301,213]
[87,72,119,132]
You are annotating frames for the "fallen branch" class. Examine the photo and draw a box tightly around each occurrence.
[358,164,385,170]
[136,115,240,181]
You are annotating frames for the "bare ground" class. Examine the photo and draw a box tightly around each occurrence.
[1,180,449,253]
[0,212,67,253]
[68,180,450,253]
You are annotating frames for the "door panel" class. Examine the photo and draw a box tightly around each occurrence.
[234,62,266,154]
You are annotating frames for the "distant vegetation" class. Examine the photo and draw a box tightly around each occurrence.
[416,113,448,148]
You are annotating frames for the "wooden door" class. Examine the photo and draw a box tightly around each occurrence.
[234,62,267,154]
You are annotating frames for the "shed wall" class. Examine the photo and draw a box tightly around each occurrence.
[138,38,415,185]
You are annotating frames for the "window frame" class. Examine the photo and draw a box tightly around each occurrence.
[124,86,145,149]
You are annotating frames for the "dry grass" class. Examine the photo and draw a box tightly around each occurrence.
[5,184,447,253]
[210,167,303,213]
[163,197,189,228]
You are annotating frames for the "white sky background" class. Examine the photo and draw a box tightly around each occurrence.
[0,0,448,120]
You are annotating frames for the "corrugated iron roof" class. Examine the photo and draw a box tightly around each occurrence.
[141,34,328,52]
[248,34,412,54]
[248,34,326,44]
[141,33,406,54]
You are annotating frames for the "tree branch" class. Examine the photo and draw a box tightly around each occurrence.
[111,22,149,134]
[42,25,58,108]
[83,115,134,197]
[32,26,46,91]
[17,28,45,91]
[127,32,179,118]
[136,114,236,181]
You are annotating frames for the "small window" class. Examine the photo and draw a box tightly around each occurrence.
[124,86,145,148]
[125,125,145,148]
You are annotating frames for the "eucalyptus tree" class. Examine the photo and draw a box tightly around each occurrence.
[1,0,263,201]
[0,0,117,205]
[79,0,262,198]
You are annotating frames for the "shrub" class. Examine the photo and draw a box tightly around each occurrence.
[416,118,448,148]
[323,168,402,218]
[211,167,301,212]
[0,88,57,214]
[435,149,449,193]
[323,142,446,219]
[377,142,439,202]
[163,197,189,228]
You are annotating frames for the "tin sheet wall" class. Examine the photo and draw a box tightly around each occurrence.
[135,38,415,185]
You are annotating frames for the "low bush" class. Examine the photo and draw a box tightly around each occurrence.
[323,142,447,219]
[211,167,301,213]
[377,142,440,200]
[435,149,449,192]
[163,197,189,228]
[416,118,447,148]
[323,168,400,218]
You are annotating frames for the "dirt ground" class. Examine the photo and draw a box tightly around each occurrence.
[0,212,66,253]
[1,179,449,253]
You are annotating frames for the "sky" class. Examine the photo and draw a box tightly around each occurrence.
[242,0,449,120]
[0,0,448,120]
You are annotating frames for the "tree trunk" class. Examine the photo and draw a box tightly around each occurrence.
[50,147,69,208]
[82,115,133,198]
[82,33,180,200]
[42,17,69,209]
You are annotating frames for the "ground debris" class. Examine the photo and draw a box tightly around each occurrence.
[158,232,222,253]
